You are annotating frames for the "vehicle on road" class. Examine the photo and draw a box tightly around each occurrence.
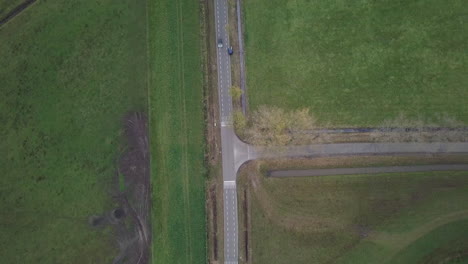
[217,38,223,48]
[227,46,233,55]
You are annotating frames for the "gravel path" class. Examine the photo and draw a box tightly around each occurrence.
[253,142,468,160]
[269,164,468,177]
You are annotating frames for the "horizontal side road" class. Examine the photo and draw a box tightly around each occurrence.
[269,164,468,177]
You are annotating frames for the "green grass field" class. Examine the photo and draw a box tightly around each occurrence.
[0,0,147,263]
[245,170,468,263]
[244,0,468,126]
[148,0,207,263]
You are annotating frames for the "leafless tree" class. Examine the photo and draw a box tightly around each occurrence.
[241,106,317,146]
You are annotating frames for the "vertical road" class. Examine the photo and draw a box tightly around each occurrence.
[213,0,239,263]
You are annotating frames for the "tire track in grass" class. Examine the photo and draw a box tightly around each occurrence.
[175,0,193,262]
[373,210,468,262]
[149,2,172,261]
[144,0,156,262]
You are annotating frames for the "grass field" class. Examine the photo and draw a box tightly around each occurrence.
[148,0,207,263]
[0,0,147,263]
[243,0,468,126]
[241,164,468,263]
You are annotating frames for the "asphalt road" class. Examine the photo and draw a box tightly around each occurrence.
[269,164,468,177]
[213,0,239,262]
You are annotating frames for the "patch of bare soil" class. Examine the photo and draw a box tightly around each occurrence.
[0,0,36,26]
[114,112,151,264]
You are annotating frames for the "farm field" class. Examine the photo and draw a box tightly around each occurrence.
[148,0,207,263]
[243,0,468,127]
[0,0,147,263]
[239,162,468,263]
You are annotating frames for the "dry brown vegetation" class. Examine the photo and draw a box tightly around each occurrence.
[371,113,468,143]
[236,105,319,146]
[235,109,468,145]
[230,86,243,101]
[206,174,225,264]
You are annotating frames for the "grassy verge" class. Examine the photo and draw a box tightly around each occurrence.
[258,155,468,172]
[148,0,207,263]
[238,159,468,263]
[0,0,147,262]
[0,0,24,18]
[243,0,468,126]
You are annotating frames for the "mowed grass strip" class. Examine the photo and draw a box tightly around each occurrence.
[0,0,147,263]
[148,0,206,263]
[244,0,468,126]
[245,170,468,264]
[387,219,468,264]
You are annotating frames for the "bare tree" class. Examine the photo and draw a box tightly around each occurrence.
[242,106,317,146]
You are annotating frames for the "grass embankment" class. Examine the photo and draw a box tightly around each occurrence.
[243,0,468,126]
[148,0,207,263]
[239,160,468,263]
[0,0,25,18]
[0,0,147,263]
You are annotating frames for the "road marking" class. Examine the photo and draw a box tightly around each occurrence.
[224,181,236,187]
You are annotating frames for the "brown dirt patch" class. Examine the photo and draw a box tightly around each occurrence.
[113,112,151,264]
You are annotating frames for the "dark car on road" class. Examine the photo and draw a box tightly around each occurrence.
[227,46,233,55]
